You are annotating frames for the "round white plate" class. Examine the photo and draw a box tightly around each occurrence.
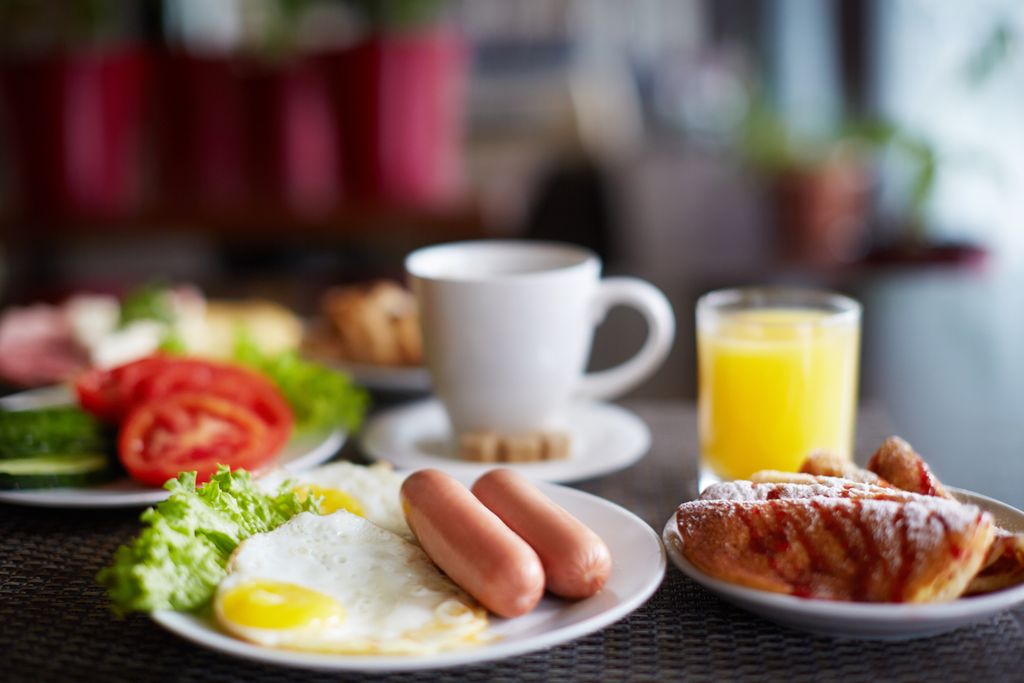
[329,360,431,393]
[152,480,666,672]
[359,399,651,483]
[663,487,1024,640]
[0,386,346,509]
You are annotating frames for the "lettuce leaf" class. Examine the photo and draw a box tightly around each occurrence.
[97,466,318,615]
[232,334,369,434]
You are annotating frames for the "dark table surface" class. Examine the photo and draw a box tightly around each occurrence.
[3,400,1024,683]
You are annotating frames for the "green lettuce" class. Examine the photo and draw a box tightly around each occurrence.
[232,334,369,434]
[97,467,318,615]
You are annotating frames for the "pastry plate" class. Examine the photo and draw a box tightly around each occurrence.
[663,487,1024,640]
[0,386,345,509]
[359,399,651,483]
[152,480,666,672]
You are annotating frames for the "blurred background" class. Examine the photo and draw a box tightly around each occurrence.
[2,0,1024,500]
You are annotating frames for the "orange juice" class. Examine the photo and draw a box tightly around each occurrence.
[698,306,859,481]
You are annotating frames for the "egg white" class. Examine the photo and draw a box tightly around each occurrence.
[214,511,488,655]
[258,462,411,540]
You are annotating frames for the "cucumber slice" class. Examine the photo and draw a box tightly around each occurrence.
[0,453,114,490]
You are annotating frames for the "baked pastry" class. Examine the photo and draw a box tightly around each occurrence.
[759,437,1024,596]
[858,437,1024,595]
[799,450,891,487]
[867,437,950,499]
[675,495,994,602]
[704,477,924,504]
[319,281,422,366]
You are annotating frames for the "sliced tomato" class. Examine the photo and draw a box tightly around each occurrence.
[131,360,293,452]
[75,357,293,452]
[75,356,176,421]
[119,392,278,486]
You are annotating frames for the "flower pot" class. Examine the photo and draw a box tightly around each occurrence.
[0,46,147,218]
[769,156,870,267]
[155,51,249,211]
[330,28,466,207]
[247,56,341,215]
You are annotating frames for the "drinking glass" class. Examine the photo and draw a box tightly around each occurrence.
[697,287,861,490]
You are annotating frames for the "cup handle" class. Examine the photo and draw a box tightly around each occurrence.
[577,277,676,400]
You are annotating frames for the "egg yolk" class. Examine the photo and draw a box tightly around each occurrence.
[219,580,345,630]
[293,484,365,517]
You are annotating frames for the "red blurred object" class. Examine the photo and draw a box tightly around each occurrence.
[248,56,341,215]
[0,46,147,218]
[332,29,466,207]
[156,51,248,211]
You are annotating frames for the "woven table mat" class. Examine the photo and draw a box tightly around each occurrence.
[2,401,1023,683]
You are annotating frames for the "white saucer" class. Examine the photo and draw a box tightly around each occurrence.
[359,399,651,483]
[663,486,1024,640]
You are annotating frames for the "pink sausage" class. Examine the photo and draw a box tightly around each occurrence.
[401,469,545,617]
[472,469,612,599]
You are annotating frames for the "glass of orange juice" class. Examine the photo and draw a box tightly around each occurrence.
[697,287,861,488]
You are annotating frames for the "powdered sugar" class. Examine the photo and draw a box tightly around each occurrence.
[700,478,924,503]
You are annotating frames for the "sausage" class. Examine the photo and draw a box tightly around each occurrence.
[472,469,612,599]
[400,468,545,617]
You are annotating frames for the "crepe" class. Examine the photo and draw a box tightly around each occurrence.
[676,494,994,603]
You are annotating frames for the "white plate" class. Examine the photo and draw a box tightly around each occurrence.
[0,386,346,509]
[359,399,651,483]
[329,360,431,393]
[663,487,1024,640]
[152,480,666,672]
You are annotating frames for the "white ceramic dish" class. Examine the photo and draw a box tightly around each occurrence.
[359,399,651,483]
[663,487,1024,640]
[328,360,431,393]
[0,386,345,509]
[153,480,666,672]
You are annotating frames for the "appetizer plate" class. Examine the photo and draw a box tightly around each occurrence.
[152,481,666,672]
[359,399,651,483]
[663,487,1024,640]
[0,386,345,509]
[328,360,431,393]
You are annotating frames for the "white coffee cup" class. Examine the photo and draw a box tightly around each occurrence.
[405,240,675,436]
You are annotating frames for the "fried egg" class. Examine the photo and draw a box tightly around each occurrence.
[214,511,488,655]
[258,462,411,539]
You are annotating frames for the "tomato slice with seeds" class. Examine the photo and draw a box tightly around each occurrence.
[75,357,293,449]
[75,356,174,422]
[132,359,293,448]
[119,393,277,486]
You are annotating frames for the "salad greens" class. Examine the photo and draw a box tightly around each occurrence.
[98,467,319,614]
[232,334,369,434]
[119,282,175,328]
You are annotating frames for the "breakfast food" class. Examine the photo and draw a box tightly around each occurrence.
[318,281,422,367]
[798,450,890,487]
[99,467,320,614]
[866,436,950,498]
[676,494,994,602]
[258,462,412,540]
[401,469,545,618]
[0,407,115,489]
[674,436,1024,603]
[472,469,611,599]
[214,511,488,654]
[459,430,571,462]
[77,356,294,485]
